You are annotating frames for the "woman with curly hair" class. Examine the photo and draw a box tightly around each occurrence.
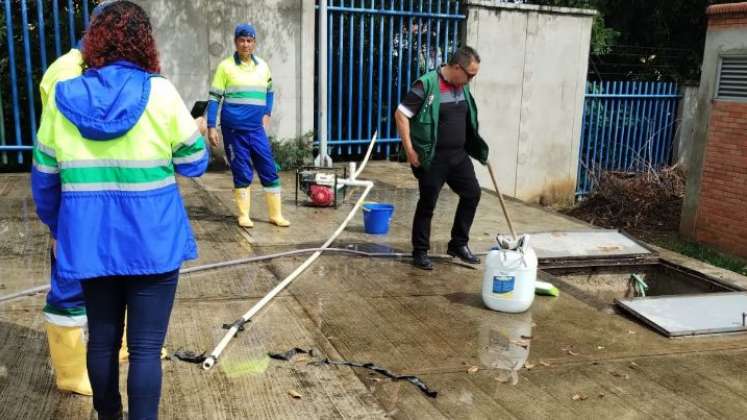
[31,2,208,419]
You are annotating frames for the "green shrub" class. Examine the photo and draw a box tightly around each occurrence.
[269,131,314,171]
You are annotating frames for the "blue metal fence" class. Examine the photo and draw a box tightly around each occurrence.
[577,81,681,196]
[319,0,465,159]
[1,0,94,170]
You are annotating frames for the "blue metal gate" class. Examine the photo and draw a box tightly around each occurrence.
[1,0,95,171]
[577,81,681,196]
[319,0,465,159]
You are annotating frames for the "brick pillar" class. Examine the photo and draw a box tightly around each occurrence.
[694,101,747,257]
[707,2,747,30]
[688,3,747,258]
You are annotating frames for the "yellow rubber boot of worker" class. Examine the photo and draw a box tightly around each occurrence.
[118,330,168,361]
[265,192,290,227]
[118,329,129,363]
[234,187,254,228]
[45,322,93,396]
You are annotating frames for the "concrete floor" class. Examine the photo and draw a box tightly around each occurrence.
[2,162,747,419]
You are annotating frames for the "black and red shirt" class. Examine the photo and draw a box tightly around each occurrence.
[398,68,468,163]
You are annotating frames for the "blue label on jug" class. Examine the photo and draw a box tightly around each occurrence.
[492,275,515,294]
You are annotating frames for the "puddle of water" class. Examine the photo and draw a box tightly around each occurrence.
[477,311,533,385]
[221,354,271,378]
[337,242,405,255]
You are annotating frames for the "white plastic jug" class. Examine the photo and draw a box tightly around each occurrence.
[482,235,538,313]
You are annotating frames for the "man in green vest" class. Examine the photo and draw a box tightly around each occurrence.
[394,46,489,270]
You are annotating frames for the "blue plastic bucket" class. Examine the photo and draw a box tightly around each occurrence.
[362,202,395,234]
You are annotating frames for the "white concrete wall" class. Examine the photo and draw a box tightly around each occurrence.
[134,0,315,141]
[133,0,594,204]
[673,85,699,173]
[465,1,595,204]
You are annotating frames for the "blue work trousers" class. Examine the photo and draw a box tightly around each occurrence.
[222,126,280,189]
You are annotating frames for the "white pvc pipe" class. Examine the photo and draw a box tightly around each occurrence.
[202,178,374,370]
[353,131,378,180]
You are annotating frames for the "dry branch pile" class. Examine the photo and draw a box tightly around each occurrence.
[567,166,685,233]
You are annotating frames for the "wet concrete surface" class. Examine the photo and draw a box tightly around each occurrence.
[2,162,747,419]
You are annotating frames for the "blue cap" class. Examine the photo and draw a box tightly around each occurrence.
[78,0,117,49]
[234,23,256,39]
[92,0,116,20]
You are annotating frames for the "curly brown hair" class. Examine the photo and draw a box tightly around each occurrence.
[82,1,160,73]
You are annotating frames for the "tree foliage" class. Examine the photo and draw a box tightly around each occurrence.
[530,0,735,81]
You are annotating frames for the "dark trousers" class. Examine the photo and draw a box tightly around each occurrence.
[81,270,179,420]
[412,155,481,252]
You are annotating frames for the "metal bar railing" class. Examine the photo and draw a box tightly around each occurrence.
[1,1,95,168]
[82,0,90,29]
[20,0,38,148]
[348,1,354,155]
[319,0,464,159]
[385,0,394,157]
[453,1,459,52]
[4,0,24,162]
[36,0,48,72]
[0,83,6,163]
[337,0,344,156]
[576,80,682,197]
[67,0,76,49]
[435,0,442,64]
[327,4,333,159]
[52,1,62,56]
[366,0,376,148]
[325,4,465,19]
[376,0,384,156]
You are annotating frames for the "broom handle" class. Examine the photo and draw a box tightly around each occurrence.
[487,162,517,240]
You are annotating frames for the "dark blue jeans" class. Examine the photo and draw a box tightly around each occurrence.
[81,270,179,420]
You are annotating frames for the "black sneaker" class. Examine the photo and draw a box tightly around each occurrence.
[412,251,434,270]
[447,245,480,264]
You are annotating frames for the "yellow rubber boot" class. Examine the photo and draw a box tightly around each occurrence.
[118,329,129,363]
[234,187,254,228]
[46,322,93,395]
[265,192,290,227]
[118,325,168,362]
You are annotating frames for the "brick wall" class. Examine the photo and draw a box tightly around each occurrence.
[708,3,747,30]
[694,101,747,257]
[692,3,747,258]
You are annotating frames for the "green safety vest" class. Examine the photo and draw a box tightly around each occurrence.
[404,69,489,169]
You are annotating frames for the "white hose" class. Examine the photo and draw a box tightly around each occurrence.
[201,131,382,370]
[0,247,477,305]
[202,179,374,370]
[353,131,378,180]
[0,285,51,304]
[2,133,386,306]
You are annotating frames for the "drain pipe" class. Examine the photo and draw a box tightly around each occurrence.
[1,246,477,305]
[202,177,374,370]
